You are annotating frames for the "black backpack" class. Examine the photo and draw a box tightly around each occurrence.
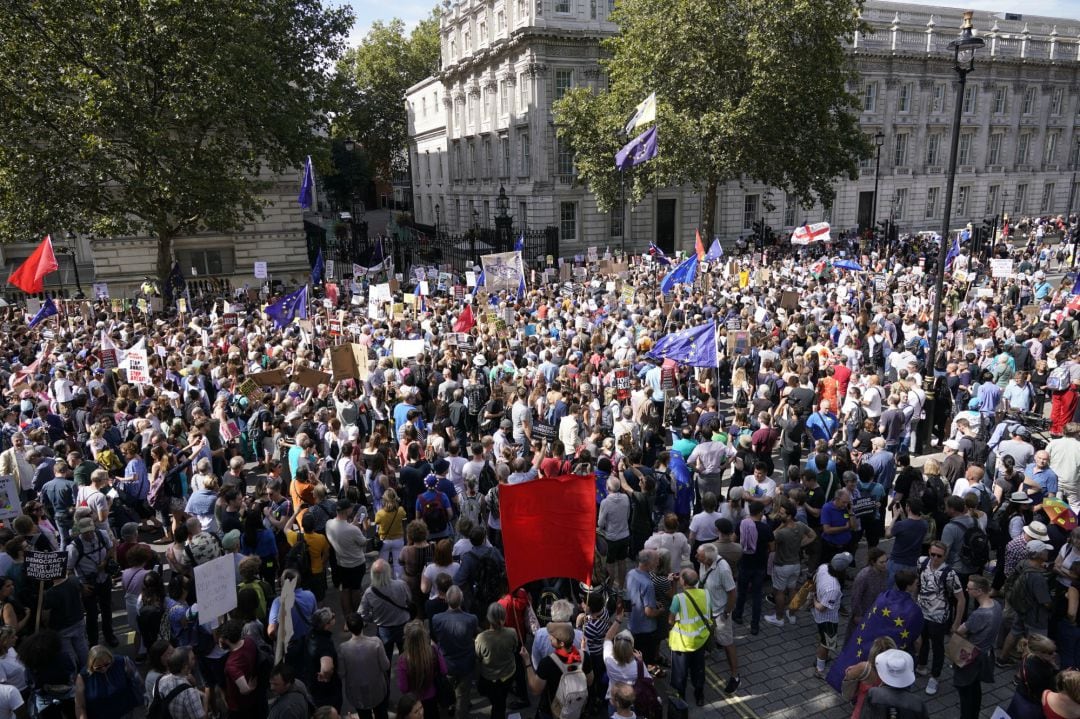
[472,551,507,612]
[147,678,192,719]
[419,493,449,534]
[286,532,312,577]
[966,437,989,467]
[478,461,497,495]
[958,519,990,569]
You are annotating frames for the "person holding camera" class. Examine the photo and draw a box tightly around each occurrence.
[66,517,119,648]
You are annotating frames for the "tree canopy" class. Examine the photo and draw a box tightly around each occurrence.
[333,14,441,183]
[554,0,871,238]
[0,0,353,281]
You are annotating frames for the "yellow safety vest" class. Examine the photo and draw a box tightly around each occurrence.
[668,587,711,652]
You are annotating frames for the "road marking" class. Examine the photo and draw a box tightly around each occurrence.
[705,666,759,719]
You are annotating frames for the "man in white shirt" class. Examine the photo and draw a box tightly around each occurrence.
[325,499,369,616]
[0,433,35,499]
[1048,423,1080,513]
[51,369,75,406]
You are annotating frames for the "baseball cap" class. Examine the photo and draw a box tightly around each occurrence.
[1027,539,1053,556]
[830,552,854,572]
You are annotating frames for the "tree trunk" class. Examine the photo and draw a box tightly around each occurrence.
[703,178,719,241]
[155,230,174,288]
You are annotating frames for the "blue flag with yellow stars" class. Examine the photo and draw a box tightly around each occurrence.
[647,319,717,368]
[826,588,924,692]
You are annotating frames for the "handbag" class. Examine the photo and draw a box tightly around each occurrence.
[946,632,981,668]
[433,652,453,705]
[370,508,400,552]
[840,662,871,703]
[788,578,815,611]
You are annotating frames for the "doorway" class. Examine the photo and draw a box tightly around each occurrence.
[656,199,677,254]
[857,191,875,233]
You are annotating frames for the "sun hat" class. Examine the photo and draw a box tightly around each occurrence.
[1009,492,1034,505]
[875,649,916,689]
[1023,521,1050,542]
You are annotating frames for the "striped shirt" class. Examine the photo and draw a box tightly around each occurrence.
[811,564,842,625]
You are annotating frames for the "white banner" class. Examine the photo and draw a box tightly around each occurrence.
[193,555,238,623]
[790,222,831,245]
[254,261,267,279]
[126,348,149,384]
[480,250,524,295]
[392,339,426,359]
[990,258,1014,278]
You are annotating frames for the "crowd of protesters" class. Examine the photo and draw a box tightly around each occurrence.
[0,214,1078,719]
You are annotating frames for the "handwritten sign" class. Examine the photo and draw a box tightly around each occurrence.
[193,555,238,622]
[254,261,267,279]
[25,550,66,581]
[236,378,260,398]
[0,476,19,521]
[991,258,1014,279]
[92,283,109,299]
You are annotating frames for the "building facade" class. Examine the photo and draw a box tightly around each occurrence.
[407,0,1080,256]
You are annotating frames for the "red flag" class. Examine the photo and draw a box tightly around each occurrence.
[325,282,339,306]
[694,229,705,260]
[500,474,596,592]
[8,235,58,294]
[453,303,475,332]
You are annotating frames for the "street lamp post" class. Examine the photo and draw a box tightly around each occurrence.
[872,130,885,239]
[434,203,441,238]
[1068,136,1080,266]
[922,10,985,452]
[60,233,85,299]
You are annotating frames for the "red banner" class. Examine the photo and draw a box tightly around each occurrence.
[500,474,596,592]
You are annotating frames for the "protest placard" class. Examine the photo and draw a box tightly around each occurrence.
[295,368,331,390]
[254,261,267,279]
[194,555,238,622]
[249,369,289,387]
[0,476,19,521]
[25,550,66,581]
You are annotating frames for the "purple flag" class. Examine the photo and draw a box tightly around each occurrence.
[615,126,658,171]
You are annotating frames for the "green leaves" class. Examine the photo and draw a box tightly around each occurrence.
[333,10,441,182]
[553,0,870,236]
[0,0,352,277]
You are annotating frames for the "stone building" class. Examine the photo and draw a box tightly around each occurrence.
[407,0,1080,255]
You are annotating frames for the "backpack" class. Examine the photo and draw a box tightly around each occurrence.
[966,437,990,468]
[971,483,994,516]
[600,404,615,434]
[917,558,957,623]
[987,506,1012,551]
[419,492,449,534]
[485,485,501,520]
[871,338,885,367]
[1005,563,1038,615]
[238,580,269,623]
[472,551,507,613]
[1047,365,1072,391]
[632,658,663,719]
[286,532,312,577]
[958,518,990,570]
[147,678,192,719]
[478,461,497,495]
[549,653,589,719]
[459,493,483,527]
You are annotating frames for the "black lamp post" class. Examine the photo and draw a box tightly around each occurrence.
[434,203,441,237]
[59,232,84,299]
[922,9,985,452]
[472,209,480,232]
[344,137,355,152]
[1068,136,1080,267]
[872,130,885,237]
[495,184,512,248]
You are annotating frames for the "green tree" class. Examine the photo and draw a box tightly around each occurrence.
[333,12,441,182]
[0,0,353,282]
[554,0,870,238]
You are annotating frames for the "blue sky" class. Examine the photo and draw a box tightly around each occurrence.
[346,0,1080,46]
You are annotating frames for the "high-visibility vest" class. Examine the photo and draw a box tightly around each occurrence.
[668,587,711,652]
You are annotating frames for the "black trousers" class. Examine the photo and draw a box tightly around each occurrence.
[82,580,113,643]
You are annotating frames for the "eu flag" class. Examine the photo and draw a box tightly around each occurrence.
[825,588,924,692]
[705,238,724,261]
[311,249,324,286]
[615,126,659,171]
[264,286,308,329]
[514,233,524,252]
[298,155,315,209]
[648,320,717,368]
[659,255,698,295]
[27,297,58,329]
[945,235,961,271]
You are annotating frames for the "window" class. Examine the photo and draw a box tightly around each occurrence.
[894,188,907,220]
[176,248,235,276]
[898,83,911,113]
[499,136,510,177]
[421,97,426,118]
[962,85,977,114]
[464,29,471,53]
[557,137,575,177]
[470,94,478,126]
[484,138,493,178]
[560,201,577,240]
[1073,138,1080,167]
[500,80,509,114]
[932,84,945,113]
[481,88,489,122]
[519,74,529,108]
[555,0,571,12]
[860,133,875,170]
[1017,133,1031,165]
[822,204,833,224]
[610,199,624,238]
[986,184,1000,214]
[1051,87,1063,115]
[497,11,505,31]
[519,201,527,229]
[926,133,941,166]
[1022,86,1037,115]
[958,132,972,165]
[784,193,797,227]
[925,187,939,219]
[893,133,908,166]
[517,0,527,19]
[468,199,475,226]
[994,86,1007,115]
[1045,132,1059,164]
[437,150,443,181]
[986,132,1003,166]
[468,141,477,179]
[1014,183,1027,214]
[453,199,460,229]
[479,20,487,44]
[554,70,574,102]
[483,200,490,226]
[519,130,530,176]
[1041,183,1055,212]
[424,150,431,182]
[743,194,759,229]
[863,82,877,112]
[956,186,969,216]
[451,141,461,180]
[450,36,456,59]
